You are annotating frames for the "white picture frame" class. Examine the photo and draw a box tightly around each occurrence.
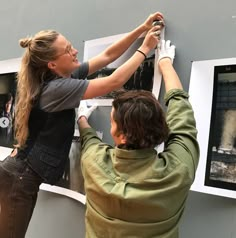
[189,57,236,199]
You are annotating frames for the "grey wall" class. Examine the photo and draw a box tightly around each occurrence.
[1,0,236,237]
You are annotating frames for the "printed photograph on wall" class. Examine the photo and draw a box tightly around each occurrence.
[0,73,17,149]
[189,58,236,199]
[205,64,236,191]
[83,33,162,106]
[0,58,21,151]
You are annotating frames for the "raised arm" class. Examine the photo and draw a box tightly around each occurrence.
[83,26,160,99]
[87,12,164,75]
[158,40,199,176]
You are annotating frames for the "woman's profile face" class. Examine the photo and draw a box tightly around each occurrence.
[48,34,80,77]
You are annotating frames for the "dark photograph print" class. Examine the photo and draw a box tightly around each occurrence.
[84,33,158,105]
[205,64,236,191]
[0,72,16,148]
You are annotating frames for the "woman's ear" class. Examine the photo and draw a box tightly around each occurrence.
[47,61,56,70]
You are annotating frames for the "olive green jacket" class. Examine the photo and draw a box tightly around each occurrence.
[80,89,199,238]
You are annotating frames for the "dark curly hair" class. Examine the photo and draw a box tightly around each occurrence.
[112,90,169,149]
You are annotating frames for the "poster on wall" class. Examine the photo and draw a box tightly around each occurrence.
[0,58,20,155]
[0,73,16,149]
[189,57,236,199]
[83,33,162,106]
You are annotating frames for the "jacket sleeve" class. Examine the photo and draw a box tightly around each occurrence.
[80,127,103,153]
[163,89,200,179]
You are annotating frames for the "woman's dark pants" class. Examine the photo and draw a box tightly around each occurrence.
[0,156,43,238]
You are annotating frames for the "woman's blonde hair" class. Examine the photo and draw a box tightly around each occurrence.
[15,30,59,147]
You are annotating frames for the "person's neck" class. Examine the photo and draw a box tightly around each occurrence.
[53,69,71,78]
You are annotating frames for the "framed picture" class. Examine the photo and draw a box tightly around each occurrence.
[0,58,20,150]
[83,33,162,106]
[189,58,236,199]
[205,64,236,190]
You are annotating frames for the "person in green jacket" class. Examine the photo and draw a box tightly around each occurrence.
[78,40,199,238]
